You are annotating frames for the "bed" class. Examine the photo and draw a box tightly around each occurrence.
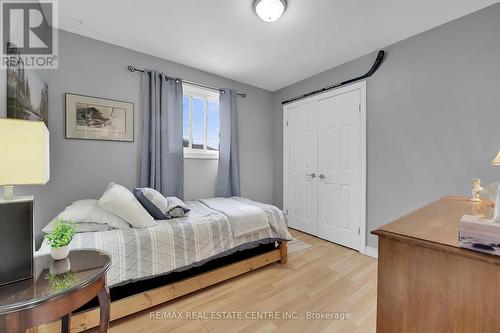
[36,196,291,332]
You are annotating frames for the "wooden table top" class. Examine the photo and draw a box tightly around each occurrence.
[372,196,500,264]
[0,250,110,314]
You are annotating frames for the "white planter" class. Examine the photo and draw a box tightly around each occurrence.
[50,245,70,261]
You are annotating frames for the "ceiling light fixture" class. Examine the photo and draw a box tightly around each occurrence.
[253,0,287,23]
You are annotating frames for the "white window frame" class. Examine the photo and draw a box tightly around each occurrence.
[183,83,220,159]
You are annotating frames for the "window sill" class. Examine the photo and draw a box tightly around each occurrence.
[184,151,219,160]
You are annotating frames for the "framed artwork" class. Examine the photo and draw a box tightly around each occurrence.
[65,93,134,142]
[7,66,49,126]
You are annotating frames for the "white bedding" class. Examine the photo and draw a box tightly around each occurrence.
[37,197,292,287]
[199,197,270,238]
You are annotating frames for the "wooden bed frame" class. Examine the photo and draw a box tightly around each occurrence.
[34,241,287,333]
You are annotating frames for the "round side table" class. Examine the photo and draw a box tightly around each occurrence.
[0,250,111,333]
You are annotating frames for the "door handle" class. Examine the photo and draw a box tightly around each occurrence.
[319,174,326,179]
[306,173,316,178]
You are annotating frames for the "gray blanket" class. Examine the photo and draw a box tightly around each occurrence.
[36,197,291,287]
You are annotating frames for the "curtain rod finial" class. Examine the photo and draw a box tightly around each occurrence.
[127,65,136,72]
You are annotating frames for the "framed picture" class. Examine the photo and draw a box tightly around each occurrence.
[65,93,134,142]
[7,67,49,126]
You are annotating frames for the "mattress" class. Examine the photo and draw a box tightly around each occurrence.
[36,197,291,287]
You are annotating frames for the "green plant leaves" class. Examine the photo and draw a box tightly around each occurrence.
[44,218,77,248]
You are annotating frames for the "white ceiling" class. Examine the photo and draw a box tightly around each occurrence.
[59,0,500,91]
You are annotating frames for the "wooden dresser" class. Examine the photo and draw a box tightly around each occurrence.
[372,196,500,333]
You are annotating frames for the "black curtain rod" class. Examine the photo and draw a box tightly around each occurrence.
[127,66,246,98]
[281,50,386,105]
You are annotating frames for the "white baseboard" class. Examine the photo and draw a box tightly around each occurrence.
[364,246,378,259]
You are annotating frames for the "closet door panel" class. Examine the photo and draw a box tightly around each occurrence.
[317,90,361,250]
[286,102,318,235]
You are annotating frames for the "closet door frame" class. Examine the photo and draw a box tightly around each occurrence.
[283,81,367,254]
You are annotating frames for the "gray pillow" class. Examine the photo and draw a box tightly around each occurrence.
[166,196,190,218]
[133,188,170,219]
[134,188,190,219]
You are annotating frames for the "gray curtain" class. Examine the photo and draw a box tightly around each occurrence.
[140,70,184,199]
[216,89,240,197]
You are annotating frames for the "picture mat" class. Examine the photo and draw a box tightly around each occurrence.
[66,94,133,142]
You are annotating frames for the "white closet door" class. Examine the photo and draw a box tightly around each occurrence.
[285,102,318,235]
[317,89,361,250]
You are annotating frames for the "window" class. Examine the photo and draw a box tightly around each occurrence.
[183,84,220,159]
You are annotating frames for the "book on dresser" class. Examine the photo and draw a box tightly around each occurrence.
[459,214,500,256]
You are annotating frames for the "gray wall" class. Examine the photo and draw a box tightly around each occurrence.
[0,30,274,245]
[272,3,500,247]
[2,3,500,250]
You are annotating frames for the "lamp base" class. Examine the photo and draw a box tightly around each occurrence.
[4,185,14,201]
[0,197,33,285]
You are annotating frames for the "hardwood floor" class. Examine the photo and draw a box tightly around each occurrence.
[85,229,377,333]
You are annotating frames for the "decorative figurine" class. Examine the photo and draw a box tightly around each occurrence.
[471,178,483,202]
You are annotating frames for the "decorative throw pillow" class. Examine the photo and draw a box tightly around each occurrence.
[133,188,190,219]
[45,199,131,230]
[166,197,190,218]
[98,183,156,228]
[133,188,170,220]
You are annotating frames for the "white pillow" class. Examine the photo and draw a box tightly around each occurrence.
[98,183,156,228]
[49,199,130,230]
[72,199,100,206]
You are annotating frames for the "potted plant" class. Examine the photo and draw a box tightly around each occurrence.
[44,219,76,260]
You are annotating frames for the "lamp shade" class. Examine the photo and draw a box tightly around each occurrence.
[0,119,50,185]
[492,151,500,166]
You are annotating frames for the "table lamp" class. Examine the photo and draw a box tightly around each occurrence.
[0,118,50,285]
[0,118,50,199]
